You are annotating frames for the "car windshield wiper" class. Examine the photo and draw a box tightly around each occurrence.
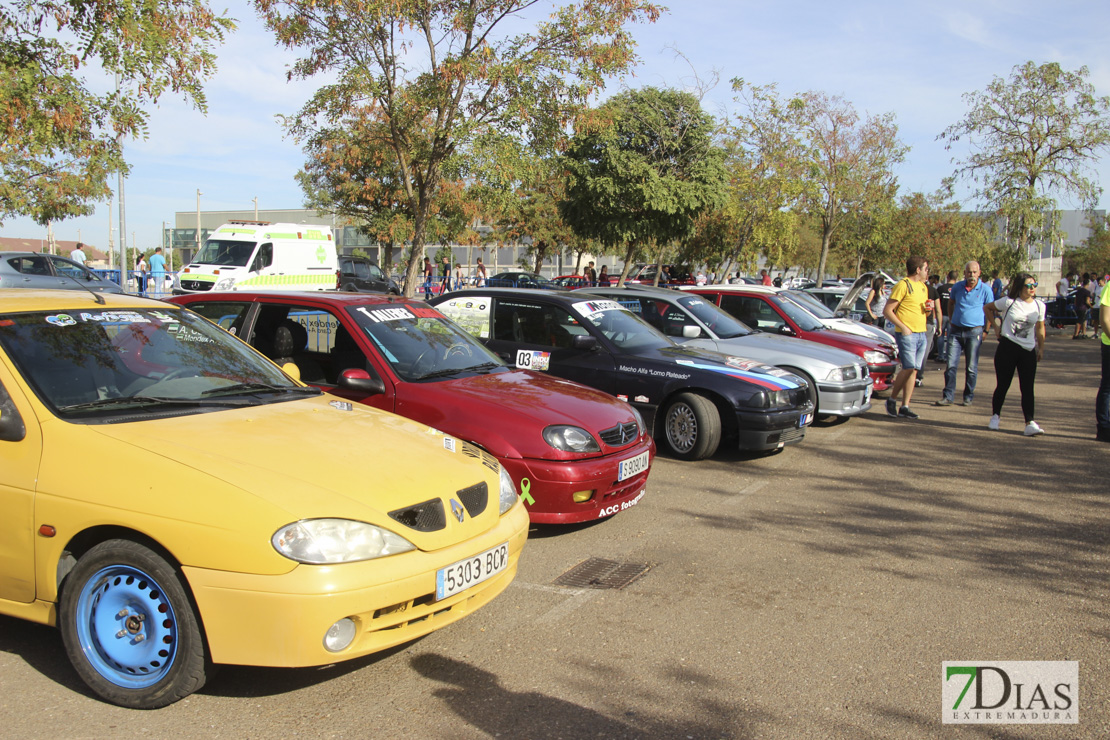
[465,362,502,374]
[411,367,471,381]
[58,396,252,412]
[200,382,322,397]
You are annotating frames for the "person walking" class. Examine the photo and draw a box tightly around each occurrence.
[883,256,931,419]
[439,256,451,294]
[760,269,772,286]
[148,247,166,297]
[454,262,465,290]
[1096,277,1110,442]
[70,242,88,266]
[584,261,597,286]
[936,261,994,407]
[935,270,957,363]
[423,257,434,299]
[135,253,148,295]
[988,273,1046,436]
[475,257,487,287]
[917,274,943,387]
[598,265,611,286]
[864,276,887,326]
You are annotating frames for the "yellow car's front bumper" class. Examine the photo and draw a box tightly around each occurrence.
[184,504,528,667]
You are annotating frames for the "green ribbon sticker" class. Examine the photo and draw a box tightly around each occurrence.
[519,477,535,506]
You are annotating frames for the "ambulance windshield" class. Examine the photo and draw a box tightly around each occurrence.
[195,240,255,267]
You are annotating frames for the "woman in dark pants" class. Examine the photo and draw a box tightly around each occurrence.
[988,273,1046,436]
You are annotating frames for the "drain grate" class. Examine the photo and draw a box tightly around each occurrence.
[553,557,651,590]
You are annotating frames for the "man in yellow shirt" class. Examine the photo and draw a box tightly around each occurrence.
[883,255,931,419]
[1097,277,1110,442]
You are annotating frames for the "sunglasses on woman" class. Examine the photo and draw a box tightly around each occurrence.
[1024,282,1038,288]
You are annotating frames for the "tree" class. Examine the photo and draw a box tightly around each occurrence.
[940,61,1110,255]
[885,192,992,276]
[0,0,234,224]
[794,91,907,284]
[685,80,806,279]
[258,0,661,297]
[495,158,579,275]
[559,87,728,286]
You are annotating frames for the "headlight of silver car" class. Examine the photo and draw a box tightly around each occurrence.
[542,425,601,452]
[272,519,415,564]
[825,365,858,381]
[499,465,517,515]
[863,350,890,364]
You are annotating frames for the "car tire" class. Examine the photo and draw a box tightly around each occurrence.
[662,392,721,461]
[59,539,211,709]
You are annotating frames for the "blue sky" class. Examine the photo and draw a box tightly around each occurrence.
[4,0,1110,251]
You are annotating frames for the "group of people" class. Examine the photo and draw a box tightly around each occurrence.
[422,256,489,299]
[870,256,1108,442]
[1056,272,1107,340]
[69,243,168,296]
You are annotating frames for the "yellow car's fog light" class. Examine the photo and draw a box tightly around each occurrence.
[572,490,595,503]
[323,618,357,652]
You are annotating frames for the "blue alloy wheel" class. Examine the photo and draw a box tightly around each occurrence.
[59,539,210,708]
[74,564,179,688]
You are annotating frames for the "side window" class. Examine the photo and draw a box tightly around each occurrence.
[251,243,274,272]
[653,300,692,337]
[257,303,369,385]
[492,300,581,349]
[49,256,91,279]
[722,296,783,332]
[436,295,492,339]
[368,264,384,281]
[0,379,27,442]
[10,256,51,275]
[183,302,252,338]
[340,260,357,277]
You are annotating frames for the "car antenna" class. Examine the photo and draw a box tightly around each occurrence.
[74,274,107,305]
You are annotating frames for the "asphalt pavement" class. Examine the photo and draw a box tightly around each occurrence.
[0,332,1106,739]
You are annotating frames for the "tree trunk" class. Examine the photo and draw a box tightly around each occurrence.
[616,242,637,286]
[402,202,430,298]
[816,222,833,286]
[382,242,395,276]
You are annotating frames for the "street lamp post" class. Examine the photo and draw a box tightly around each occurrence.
[196,189,203,251]
[252,197,258,220]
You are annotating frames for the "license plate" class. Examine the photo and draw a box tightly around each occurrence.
[618,450,650,481]
[435,542,509,601]
[799,412,814,427]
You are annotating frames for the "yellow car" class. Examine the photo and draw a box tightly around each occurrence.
[0,290,528,708]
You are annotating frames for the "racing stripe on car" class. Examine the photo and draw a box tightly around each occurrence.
[676,361,802,390]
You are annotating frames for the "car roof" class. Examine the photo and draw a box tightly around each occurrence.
[0,289,166,312]
[682,284,780,295]
[172,290,413,307]
[590,284,681,297]
[431,286,581,303]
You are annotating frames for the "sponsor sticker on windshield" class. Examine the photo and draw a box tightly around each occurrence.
[357,306,414,323]
[572,299,624,318]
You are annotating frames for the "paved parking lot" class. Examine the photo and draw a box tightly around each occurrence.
[0,334,1106,738]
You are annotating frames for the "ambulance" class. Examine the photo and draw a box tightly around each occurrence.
[173,221,338,294]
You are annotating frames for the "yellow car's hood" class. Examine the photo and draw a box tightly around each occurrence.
[38,394,504,572]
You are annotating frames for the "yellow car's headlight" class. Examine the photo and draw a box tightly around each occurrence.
[499,465,517,515]
[272,519,415,564]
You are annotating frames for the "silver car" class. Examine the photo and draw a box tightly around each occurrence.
[0,252,123,294]
[589,285,873,417]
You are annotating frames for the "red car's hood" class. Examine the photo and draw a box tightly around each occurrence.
[395,368,641,460]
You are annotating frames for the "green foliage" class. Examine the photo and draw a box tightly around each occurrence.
[259,0,661,297]
[940,61,1110,254]
[882,191,994,277]
[0,1,234,224]
[1067,214,1110,278]
[560,87,729,284]
[793,90,907,282]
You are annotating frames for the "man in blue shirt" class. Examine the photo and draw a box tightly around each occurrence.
[149,247,167,297]
[936,260,996,406]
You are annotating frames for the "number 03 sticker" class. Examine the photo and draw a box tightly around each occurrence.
[515,349,551,371]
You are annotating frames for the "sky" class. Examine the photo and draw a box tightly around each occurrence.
[4,0,1110,252]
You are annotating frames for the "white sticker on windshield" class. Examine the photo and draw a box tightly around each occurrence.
[572,299,623,318]
[45,314,77,327]
[78,311,151,324]
[358,306,414,323]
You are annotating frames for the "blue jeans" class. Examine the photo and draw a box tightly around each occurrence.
[1097,340,1110,435]
[894,331,927,370]
[942,325,983,403]
[936,318,951,361]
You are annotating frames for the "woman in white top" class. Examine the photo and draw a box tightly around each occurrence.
[988,272,1046,435]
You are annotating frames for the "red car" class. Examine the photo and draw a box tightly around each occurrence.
[682,285,899,391]
[550,274,592,289]
[169,291,654,524]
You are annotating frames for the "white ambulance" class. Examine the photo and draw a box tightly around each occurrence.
[173,221,338,294]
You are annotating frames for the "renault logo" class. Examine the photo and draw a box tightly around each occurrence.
[450,498,465,523]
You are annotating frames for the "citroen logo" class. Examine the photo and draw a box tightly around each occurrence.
[450,498,465,523]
